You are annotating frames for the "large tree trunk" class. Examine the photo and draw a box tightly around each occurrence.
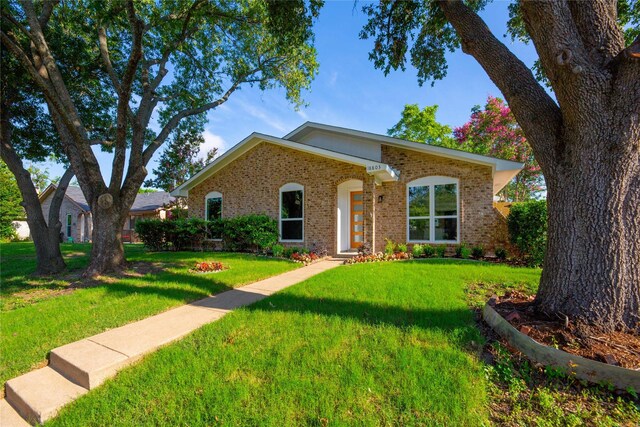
[437,0,640,333]
[0,106,73,275]
[84,199,128,277]
[535,129,640,332]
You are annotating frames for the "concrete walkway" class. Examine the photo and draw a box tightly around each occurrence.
[1,259,342,426]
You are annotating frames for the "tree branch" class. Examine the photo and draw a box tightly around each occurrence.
[38,0,60,28]
[437,0,562,173]
[109,0,144,191]
[48,166,74,227]
[566,0,625,66]
[141,80,241,166]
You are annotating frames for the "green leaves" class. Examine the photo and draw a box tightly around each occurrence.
[387,104,455,146]
[360,0,484,86]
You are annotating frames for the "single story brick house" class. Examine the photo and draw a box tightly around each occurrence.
[39,185,174,242]
[171,122,523,255]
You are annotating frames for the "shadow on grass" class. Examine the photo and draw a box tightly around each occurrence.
[243,291,481,346]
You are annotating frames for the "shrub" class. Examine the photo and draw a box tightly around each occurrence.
[221,214,278,252]
[166,218,208,251]
[455,243,471,259]
[271,244,285,258]
[384,238,395,255]
[423,244,435,257]
[412,244,424,258]
[507,200,547,266]
[495,247,508,260]
[436,245,446,257]
[206,218,225,240]
[396,243,408,253]
[135,219,166,251]
[471,245,485,259]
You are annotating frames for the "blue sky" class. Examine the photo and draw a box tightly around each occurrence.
[39,1,540,185]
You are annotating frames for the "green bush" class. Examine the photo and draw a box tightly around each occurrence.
[455,243,471,259]
[495,247,508,260]
[423,244,435,257]
[411,244,424,258]
[396,243,408,253]
[135,219,166,251]
[507,200,547,266]
[384,238,395,255]
[435,245,446,257]
[221,214,278,252]
[271,244,285,258]
[166,218,208,251]
[471,245,485,259]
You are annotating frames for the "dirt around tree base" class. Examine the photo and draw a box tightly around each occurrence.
[493,291,640,370]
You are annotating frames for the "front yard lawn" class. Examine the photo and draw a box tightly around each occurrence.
[0,242,298,386]
[48,260,541,426]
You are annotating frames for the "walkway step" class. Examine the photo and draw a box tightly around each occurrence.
[49,339,130,390]
[5,367,88,425]
[0,399,30,427]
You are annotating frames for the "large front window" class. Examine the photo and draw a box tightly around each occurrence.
[280,183,303,241]
[407,177,459,243]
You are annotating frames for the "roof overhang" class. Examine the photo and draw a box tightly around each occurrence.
[171,133,399,197]
[286,122,524,195]
[38,184,90,212]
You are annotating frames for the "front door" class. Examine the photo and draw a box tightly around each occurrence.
[350,191,364,249]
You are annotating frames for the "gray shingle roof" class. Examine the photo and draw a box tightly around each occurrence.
[64,186,90,211]
[130,191,175,212]
[63,186,174,213]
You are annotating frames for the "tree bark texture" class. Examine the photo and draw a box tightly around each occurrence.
[84,203,127,277]
[0,112,72,275]
[439,0,640,331]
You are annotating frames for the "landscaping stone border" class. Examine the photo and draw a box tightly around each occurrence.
[482,303,640,392]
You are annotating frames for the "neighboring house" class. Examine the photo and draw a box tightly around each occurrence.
[171,122,524,255]
[39,186,174,243]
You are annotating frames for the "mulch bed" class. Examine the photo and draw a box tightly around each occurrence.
[492,291,640,369]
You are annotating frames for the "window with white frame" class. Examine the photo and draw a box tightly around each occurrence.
[280,183,303,241]
[205,191,223,239]
[407,176,459,243]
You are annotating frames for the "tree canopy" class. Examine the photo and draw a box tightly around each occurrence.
[2,0,322,274]
[387,104,455,147]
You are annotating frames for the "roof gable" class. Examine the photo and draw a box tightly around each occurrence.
[171,133,399,197]
[172,122,525,197]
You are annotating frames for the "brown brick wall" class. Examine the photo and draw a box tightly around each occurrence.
[189,142,370,253]
[374,145,502,251]
[189,141,508,254]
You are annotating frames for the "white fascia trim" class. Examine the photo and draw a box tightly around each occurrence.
[171,133,397,197]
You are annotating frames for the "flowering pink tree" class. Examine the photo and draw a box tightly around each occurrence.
[454,96,543,201]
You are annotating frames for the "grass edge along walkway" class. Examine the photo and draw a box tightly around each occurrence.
[1,259,343,426]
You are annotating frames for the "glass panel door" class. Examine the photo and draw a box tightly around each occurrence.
[350,191,364,249]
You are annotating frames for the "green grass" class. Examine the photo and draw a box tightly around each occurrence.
[0,242,298,386]
[47,259,542,426]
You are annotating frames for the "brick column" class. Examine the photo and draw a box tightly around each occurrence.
[363,175,377,252]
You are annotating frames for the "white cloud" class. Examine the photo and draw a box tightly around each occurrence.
[236,99,289,133]
[328,71,338,87]
[199,130,226,159]
[297,109,309,121]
